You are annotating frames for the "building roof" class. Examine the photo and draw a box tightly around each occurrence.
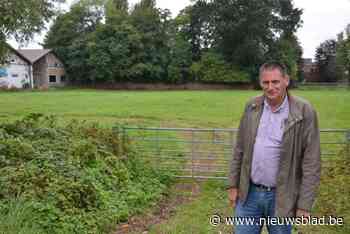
[17,49,52,64]
[3,45,31,65]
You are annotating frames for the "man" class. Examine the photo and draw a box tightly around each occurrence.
[227,62,321,234]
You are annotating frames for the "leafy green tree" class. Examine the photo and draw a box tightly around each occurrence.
[211,0,302,68]
[44,0,104,82]
[167,29,192,83]
[65,37,92,84]
[88,23,142,82]
[211,0,272,66]
[0,0,62,62]
[129,0,170,82]
[274,0,303,37]
[105,0,129,25]
[270,0,303,82]
[176,0,302,82]
[43,0,304,85]
[176,1,214,62]
[315,39,338,82]
[44,0,103,52]
[336,29,350,83]
[266,35,303,81]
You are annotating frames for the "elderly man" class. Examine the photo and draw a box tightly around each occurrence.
[227,62,321,234]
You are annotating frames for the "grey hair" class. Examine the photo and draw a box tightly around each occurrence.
[259,62,288,78]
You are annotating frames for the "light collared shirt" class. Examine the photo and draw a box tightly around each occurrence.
[251,95,289,187]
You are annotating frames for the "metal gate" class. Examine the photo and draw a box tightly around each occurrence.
[120,127,350,179]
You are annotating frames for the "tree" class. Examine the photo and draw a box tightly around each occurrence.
[105,0,129,25]
[273,0,303,37]
[336,26,350,83]
[0,0,63,62]
[211,0,302,67]
[315,39,337,82]
[44,0,104,82]
[65,37,92,84]
[88,23,142,82]
[43,0,304,85]
[266,34,303,81]
[44,1,103,50]
[176,1,214,62]
[166,16,193,83]
[270,0,303,82]
[176,0,302,82]
[129,0,170,81]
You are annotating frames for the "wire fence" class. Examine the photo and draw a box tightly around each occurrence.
[118,127,350,180]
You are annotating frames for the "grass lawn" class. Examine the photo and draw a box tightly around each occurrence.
[0,89,349,129]
[0,88,349,234]
[146,179,350,234]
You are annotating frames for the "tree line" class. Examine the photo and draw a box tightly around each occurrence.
[44,0,304,85]
[315,25,350,83]
[1,0,304,85]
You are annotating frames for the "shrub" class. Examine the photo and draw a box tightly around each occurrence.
[0,114,172,233]
[190,52,250,83]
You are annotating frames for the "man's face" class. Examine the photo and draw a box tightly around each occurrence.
[260,68,289,104]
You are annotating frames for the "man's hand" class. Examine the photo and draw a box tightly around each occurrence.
[296,209,310,218]
[228,188,239,207]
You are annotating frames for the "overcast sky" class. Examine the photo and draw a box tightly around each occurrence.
[9,0,350,59]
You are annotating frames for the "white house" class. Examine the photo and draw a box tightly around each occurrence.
[0,47,66,89]
[18,49,66,88]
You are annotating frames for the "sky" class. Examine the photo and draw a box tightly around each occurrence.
[8,0,350,59]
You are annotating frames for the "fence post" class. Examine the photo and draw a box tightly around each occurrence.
[191,129,194,179]
[112,125,124,156]
[346,130,350,157]
[122,126,127,155]
[156,128,160,158]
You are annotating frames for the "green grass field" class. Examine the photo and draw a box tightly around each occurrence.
[0,89,349,129]
[0,88,349,234]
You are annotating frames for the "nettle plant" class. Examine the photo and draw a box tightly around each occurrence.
[0,114,172,233]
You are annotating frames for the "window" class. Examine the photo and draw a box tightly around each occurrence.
[49,75,56,83]
[61,75,66,82]
[49,63,63,68]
